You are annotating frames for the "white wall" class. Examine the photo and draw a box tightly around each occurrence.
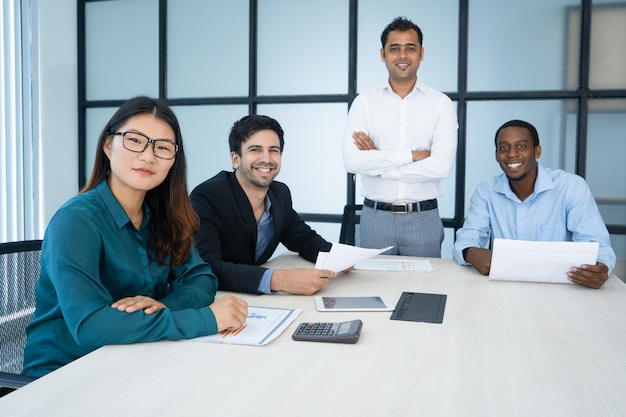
[32,0,78,228]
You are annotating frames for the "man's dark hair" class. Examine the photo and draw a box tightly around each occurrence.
[494,119,540,148]
[380,17,423,48]
[229,114,285,155]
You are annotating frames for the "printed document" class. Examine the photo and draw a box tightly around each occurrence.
[489,238,599,284]
[192,306,301,346]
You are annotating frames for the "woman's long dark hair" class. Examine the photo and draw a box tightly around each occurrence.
[81,96,198,266]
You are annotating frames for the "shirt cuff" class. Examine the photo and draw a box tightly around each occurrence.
[257,269,274,294]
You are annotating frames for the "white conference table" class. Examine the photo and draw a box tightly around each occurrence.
[1,254,625,417]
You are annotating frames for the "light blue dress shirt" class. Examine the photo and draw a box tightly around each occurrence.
[453,164,616,274]
[256,195,275,294]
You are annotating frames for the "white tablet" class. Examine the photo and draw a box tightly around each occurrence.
[314,296,396,312]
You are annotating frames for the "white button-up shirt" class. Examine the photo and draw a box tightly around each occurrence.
[343,80,458,203]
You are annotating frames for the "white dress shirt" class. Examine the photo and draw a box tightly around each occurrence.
[343,80,458,202]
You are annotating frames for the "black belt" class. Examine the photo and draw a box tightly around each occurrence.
[364,198,437,214]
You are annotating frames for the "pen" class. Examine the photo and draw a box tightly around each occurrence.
[232,324,247,336]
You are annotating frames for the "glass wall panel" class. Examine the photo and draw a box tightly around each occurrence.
[272,222,341,259]
[468,0,580,91]
[173,105,249,191]
[257,0,350,95]
[77,0,626,257]
[586,100,626,228]
[465,100,576,210]
[357,0,458,93]
[589,2,626,89]
[256,103,347,214]
[167,1,249,98]
[610,234,625,281]
[307,223,341,247]
[442,228,454,259]
[85,0,158,100]
[85,107,118,181]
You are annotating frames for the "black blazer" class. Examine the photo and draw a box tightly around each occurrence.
[190,171,332,294]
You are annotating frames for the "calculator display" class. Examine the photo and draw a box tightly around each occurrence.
[337,322,352,335]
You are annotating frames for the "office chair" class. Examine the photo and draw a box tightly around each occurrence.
[339,204,363,246]
[0,240,42,396]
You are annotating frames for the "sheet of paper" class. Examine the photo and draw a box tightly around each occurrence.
[355,258,433,272]
[489,238,599,284]
[315,243,394,273]
[191,306,301,346]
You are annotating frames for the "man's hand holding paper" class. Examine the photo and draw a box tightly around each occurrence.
[488,239,599,285]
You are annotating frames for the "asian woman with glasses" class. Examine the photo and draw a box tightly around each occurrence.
[23,96,248,378]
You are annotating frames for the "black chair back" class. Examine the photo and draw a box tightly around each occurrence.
[0,240,42,394]
[339,205,363,246]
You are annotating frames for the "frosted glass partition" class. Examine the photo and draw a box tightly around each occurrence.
[437,100,459,220]
[465,100,576,210]
[610,235,626,281]
[589,3,626,90]
[257,0,350,95]
[468,0,580,91]
[271,222,341,258]
[357,0,458,93]
[586,101,626,227]
[167,1,249,98]
[437,159,456,220]
[307,223,341,246]
[256,103,348,215]
[173,105,249,191]
[85,107,118,181]
[442,228,454,260]
[85,0,158,100]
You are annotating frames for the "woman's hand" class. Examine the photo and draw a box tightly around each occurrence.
[209,295,249,332]
[111,296,167,314]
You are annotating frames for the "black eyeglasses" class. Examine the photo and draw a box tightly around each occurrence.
[110,131,178,160]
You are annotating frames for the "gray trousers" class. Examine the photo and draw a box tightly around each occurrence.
[359,205,444,257]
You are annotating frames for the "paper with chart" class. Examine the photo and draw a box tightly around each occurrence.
[489,238,599,284]
[315,243,394,273]
[192,306,301,346]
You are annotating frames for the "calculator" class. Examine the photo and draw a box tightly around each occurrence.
[292,319,363,344]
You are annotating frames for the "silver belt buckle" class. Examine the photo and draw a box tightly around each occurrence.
[391,203,412,214]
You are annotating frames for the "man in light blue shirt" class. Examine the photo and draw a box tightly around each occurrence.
[453,120,615,289]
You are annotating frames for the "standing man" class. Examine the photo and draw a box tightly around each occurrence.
[190,115,335,295]
[343,16,458,257]
[453,119,616,289]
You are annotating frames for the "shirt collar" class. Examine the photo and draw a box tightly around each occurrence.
[533,164,555,194]
[95,180,151,229]
[495,163,554,201]
[383,77,425,97]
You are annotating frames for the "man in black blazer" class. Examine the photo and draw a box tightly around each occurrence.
[190,115,335,294]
